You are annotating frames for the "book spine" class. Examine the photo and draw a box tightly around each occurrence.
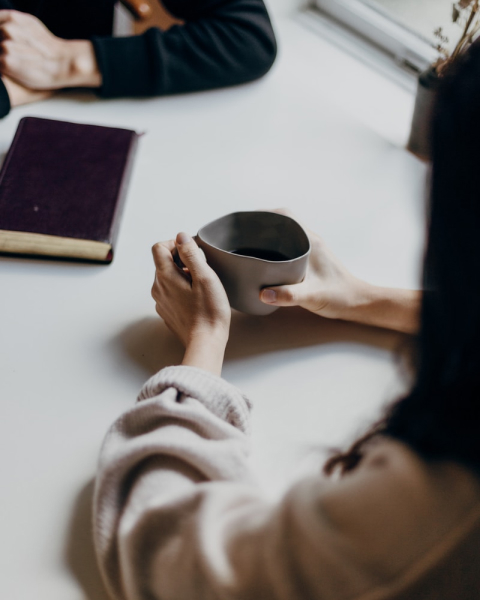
[0,117,27,188]
[105,131,140,263]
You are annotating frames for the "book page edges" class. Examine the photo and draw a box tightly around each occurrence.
[0,230,112,261]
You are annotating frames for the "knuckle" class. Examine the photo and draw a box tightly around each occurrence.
[195,272,209,286]
[1,39,12,54]
[151,244,165,266]
[0,53,11,70]
[151,243,161,258]
[152,241,176,266]
[153,267,163,282]
[151,280,164,301]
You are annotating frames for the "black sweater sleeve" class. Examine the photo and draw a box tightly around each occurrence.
[0,78,11,119]
[91,0,276,98]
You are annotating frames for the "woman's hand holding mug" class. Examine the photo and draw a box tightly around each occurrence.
[260,210,420,334]
[152,232,231,376]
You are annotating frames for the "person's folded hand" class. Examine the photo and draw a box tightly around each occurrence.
[0,9,101,90]
[2,73,52,106]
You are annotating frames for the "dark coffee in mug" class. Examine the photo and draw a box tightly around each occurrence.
[230,248,290,261]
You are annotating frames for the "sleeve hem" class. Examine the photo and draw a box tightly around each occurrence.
[91,31,161,98]
[0,78,11,119]
[138,365,252,434]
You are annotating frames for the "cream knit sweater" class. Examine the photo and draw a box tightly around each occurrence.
[94,366,480,600]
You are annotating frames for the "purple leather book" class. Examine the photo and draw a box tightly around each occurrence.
[0,116,138,263]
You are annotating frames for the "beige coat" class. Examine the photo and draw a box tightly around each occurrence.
[94,366,480,600]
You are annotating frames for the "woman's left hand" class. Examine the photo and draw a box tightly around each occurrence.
[152,233,231,375]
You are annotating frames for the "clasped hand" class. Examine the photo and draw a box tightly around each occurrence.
[0,10,75,89]
[0,0,152,97]
[0,9,100,105]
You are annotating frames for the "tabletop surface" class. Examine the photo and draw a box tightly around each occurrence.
[0,16,427,600]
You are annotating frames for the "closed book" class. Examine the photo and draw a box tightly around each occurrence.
[0,116,138,263]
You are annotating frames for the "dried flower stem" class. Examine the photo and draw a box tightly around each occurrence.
[434,0,480,74]
[452,0,479,58]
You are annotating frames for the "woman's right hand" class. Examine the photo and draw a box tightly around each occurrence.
[152,232,231,375]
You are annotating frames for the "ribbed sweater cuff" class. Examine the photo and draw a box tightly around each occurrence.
[0,78,11,119]
[138,365,252,434]
[92,30,161,98]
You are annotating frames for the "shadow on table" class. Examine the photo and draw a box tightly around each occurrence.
[54,89,99,106]
[117,307,411,378]
[65,479,111,600]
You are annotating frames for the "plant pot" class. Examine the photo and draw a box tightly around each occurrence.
[407,67,440,161]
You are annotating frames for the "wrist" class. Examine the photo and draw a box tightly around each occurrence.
[62,40,102,88]
[182,329,229,377]
[316,276,372,321]
[341,279,378,319]
[188,325,229,347]
[342,281,421,334]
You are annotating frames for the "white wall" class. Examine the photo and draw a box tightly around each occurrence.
[265,0,308,18]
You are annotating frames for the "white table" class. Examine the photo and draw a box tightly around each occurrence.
[0,17,427,600]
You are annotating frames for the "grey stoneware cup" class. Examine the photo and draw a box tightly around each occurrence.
[195,211,311,316]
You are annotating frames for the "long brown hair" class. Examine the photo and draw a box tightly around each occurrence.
[326,43,480,477]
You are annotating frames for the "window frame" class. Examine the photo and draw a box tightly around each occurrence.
[313,0,439,74]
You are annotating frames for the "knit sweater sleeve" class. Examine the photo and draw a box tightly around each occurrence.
[94,365,257,600]
[0,78,11,119]
[92,365,385,600]
[90,0,276,98]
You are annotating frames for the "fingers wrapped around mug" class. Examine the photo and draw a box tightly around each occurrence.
[151,233,231,348]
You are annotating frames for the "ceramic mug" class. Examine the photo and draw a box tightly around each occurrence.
[195,211,310,315]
